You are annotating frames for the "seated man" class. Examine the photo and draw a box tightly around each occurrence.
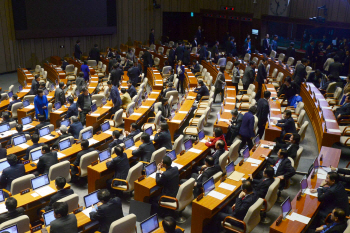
[319,74,333,94]
[108,130,123,149]
[191,60,200,74]
[335,95,350,119]
[163,83,177,98]
[166,69,175,83]
[65,96,78,119]
[7,94,21,111]
[52,125,72,150]
[50,202,78,233]
[89,189,124,233]
[193,80,209,101]
[37,144,58,175]
[163,216,184,233]
[154,122,172,150]
[211,140,226,165]
[24,133,43,160]
[313,208,347,233]
[132,133,155,162]
[126,80,137,99]
[7,124,29,146]
[34,114,50,134]
[0,197,25,224]
[248,167,275,198]
[273,110,296,141]
[226,109,243,146]
[0,154,25,191]
[124,123,140,139]
[71,140,95,179]
[275,133,300,160]
[331,165,350,189]
[2,112,14,123]
[68,116,84,139]
[277,76,299,105]
[120,88,132,110]
[45,176,73,211]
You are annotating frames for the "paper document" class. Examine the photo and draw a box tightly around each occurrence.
[226,102,235,105]
[150,136,154,141]
[90,113,100,116]
[270,117,281,120]
[31,193,39,198]
[179,111,187,114]
[54,111,64,114]
[20,89,30,92]
[82,206,96,217]
[328,129,341,133]
[246,158,262,165]
[42,135,55,140]
[88,87,95,89]
[149,172,157,179]
[224,109,231,113]
[57,152,66,159]
[316,172,327,180]
[227,88,235,90]
[18,143,30,149]
[228,171,245,181]
[24,105,35,109]
[270,108,280,111]
[219,183,236,191]
[325,119,336,123]
[188,148,202,154]
[322,107,332,110]
[140,106,150,109]
[304,188,318,197]
[171,119,182,123]
[128,146,138,151]
[172,162,184,170]
[260,144,274,149]
[290,212,311,224]
[226,97,235,100]
[103,130,113,135]
[200,139,207,143]
[321,166,332,173]
[267,88,275,90]
[102,106,112,109]
[88,138,99,145]
[208,191,226,200]
[148,98,156,101]
[90,81,98,83]
[155,84,162,86]
[0,204,7,214]
[131,113,142,116]
[219,119,230,123]
[35,186,56,197]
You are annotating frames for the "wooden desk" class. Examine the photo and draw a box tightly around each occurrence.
[214,86,237,134]
[67,58,96,75]
[17,68,35,86]
[134,47,168,71]
[147,68,163,90]
[43,63,66,84]
[184,67,198,88]
[50,56,62,66]
[264,84,283,141]
[0,87,30,112]
[270,146,341,233]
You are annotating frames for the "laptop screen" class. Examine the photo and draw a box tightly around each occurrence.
[140,214,159,233]
[145,162,157,177]
[59,138,71,151]
[39,126,50,137]
[99,149,111,162]
[54,101,61,110]
[0,161,10,172]
[13,135,27,146]
[31,174,50,190]
[0,123,10,133]
[21,116,32,125]
[198,130,205,140]
[184,139,193,151]
[216,112,221,121]
[44,89,49,96]
[300,178,308,194]
[124,138,134,149]
[166,150,176,161]
[254,135,260,145]
[23,99,30,107]
[226,161,235,176]
[82,129,93,140]
[281,196,292,219]
[100,121,110,132]
[8,91,13,98]
[145,127,153,136]
[0,190,4,203]
[102,98,107,105]
[84,190,99,208]
[31,148,43,161]
[91,104,97,112]
[75,90,80,97]
[243,146,250,159]
[43,210,56,226]
[60,119,70,127]
[19,85,23,91]
[203,177,215,195]
[128,107,134,116]
[0,224,18,233]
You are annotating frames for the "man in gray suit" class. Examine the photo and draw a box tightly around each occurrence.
[75,72,86,94]
[214,66,226,103]
[50,202,78,233]
[30,75,40,95]
[54,82,66,105]
[242,61,256,90]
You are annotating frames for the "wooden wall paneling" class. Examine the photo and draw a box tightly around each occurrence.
[0,3,7,72]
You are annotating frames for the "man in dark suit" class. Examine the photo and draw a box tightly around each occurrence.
[163,83,177,98]
[7,94,21,111]
[106,146,130,197]
[313,208,348,233]
[90,189,124,233]
[329,55,343,80]
[256,91,271,138]
[110,64,123,87]
[163,216,184,233]
[256,58,268,100]
[335,96,350,119]
[249,166,274,198]
[0,154,25,191]
[158,98,171,122]
[278,77,300,105]
[68,116,84,139]
[127,81,137,98]
[196,26,202,43]
[141,48,153,74]
[2,112,13,123]
[193,80,209,101]
[70,140,96,179]
[23,134,42,160]
[61,59,69,70]
[45,177,73,211]
[239,106,257,151]
[7,124,30,146]
[192,37,198,48]
[132,133,155,162]
[75,72,86,94]
[77,87,93,124]
[211,140,226,165]
[52,125,72,150]
[213,66,226,103]
[262,34,270,54]
[89,44,100,62]
[274,110,297,141]
[226,109,243,146]
[168,46,176,68]
[0,197,25,224]
[271,35,278,52]
[183,47,191,66]
[175,42,185,62]
[55,82,66,105]
[285,42,296,61]
[74,40,82,60]
[154,123,172,150]
[127,62,141,87]
[307,69,323,88]
[293,58,308,86]
[124,123,140,139]
[191,60,200,75]
[65,96,78,119]
[107,81,122,114]
[34,114,50,135]
[149,29,155,45]
[108,130,123,149]
[199,43,208,61]
[305,40,315,60]
[50,202,78,233]
[29,75,40,95]
[36,144,58,175]
[242,61,256,90]
[108,55,119,73]
[0,146,6,160]
[211,41,219,63]
[275,133,300,160]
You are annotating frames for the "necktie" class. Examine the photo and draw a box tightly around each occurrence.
[274,159,280,166]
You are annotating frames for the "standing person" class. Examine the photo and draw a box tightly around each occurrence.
[342,50,350,76]
[183,47,191,66]
[262,34,270,54]
[141,48,153,74]
[231,61,240,91]
[168,46,176,68]
[192,37,198,48]
[149,28,155,45]
[256,58,268,100]
[175,42,185,62]
[196,26,202,43]
[226,109,243,146]
[305,40,315,60]
[127,62,141,87]
[239,106,257,151]
[242,61,256,90]
[75,72,86,93]
[271,35,278,51]
[30,75,40,95]
[108,55,118,73]
[243,38,251,54]
[74,40,82,60]
[213,66,226,103]
[285,42,296,62]
[77,87,92,125]
[211,41,220,63]
[293,58,308,86]
[34,89,49,119]
[256,91,271,139]
[107,81,122,113]
[54,82,66,105]
[80,60,90,82]
[110,64,123,87]
[176,60,185,94]
[329,56,343,80]
[89,44,100,62]
[199,43,208,62]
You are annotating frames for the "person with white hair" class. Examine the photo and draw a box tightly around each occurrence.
[52,125,72,150]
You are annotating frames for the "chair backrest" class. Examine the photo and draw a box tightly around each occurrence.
[326,82,336,94]
[48,103,53,118]
[264,178,281,212]
[154,57,160,65]
[65,64,74,73]
[228,139,241,162]
[271,68,278,79]
[218,151,229,172]
[162,66,171,75]
[98,61,103,69]
[168,95,174,107]
[78,126,93,140]
[252,57,258,64]
[244,53,251,61]
[278,53,285,61]
[276,72,284,82]
[158,46,164,54]
[166,49,170,57]
[207,51,211,59]
[11,102,23,118]
[297,109,306,125]
[266,64,270,74]
[287,57,294,66]
[0,215,30,233]
[57,194,79,213]
[270,50,276,58]
[169,41,174,46]
[243,198,264,233]
[333,87,343,100]
[79,151,99,177]
[197,115,206,131]
[126,102,136,117]
[150,147,167,165]
[288,157,295,168]
[154,102,162,114]
[254,115,258,132]
[173,78,179,90]
[139,51,144,58]
[295,102,304,115]
[298,121,309,141]
[176,178,195,211]
[165,91,179,105]
[213,171,223,183]
[91,94,105,107]
[109,214,137,233]
[154,111,162,129]
[49,160,71,182]
[133,132,143,142]
[114,109,124,127]
[40,68,44,76]
[43,71,48,79]
[125,162,143,192]
[87,60,97,67]
[8,85,14,93]
[35,65,41,72]
[23,95,35,103]
[225,61,233,70]
[191,47,197,54]
[173,134,184,155]
[11,174,35,195]
[294,146,303,170]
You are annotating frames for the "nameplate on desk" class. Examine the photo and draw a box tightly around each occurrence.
[73,206,83,214]
[225,102,235,105]
[227,88,235,90]
[88,87,95,89]
[150,92,158,94]
[218,182,236,191]
[138,175,146,182]
[90,113,100,117]
[325,119,336,123]
[22,160,30,165]
[30,225,42,233]
[188,148,202,154]
[178,111,187,114]
[102,106,112,109]
[327,129,341,133]
[57,152,65,159]
[226,97,235,100]
[21,188,30,195]
[18,143,30,149]
[322,106,332,110]
[53,110,64,114]
[148,98,156,101]
[140,106,150,109]
[224,109,231,113]
[131,113,142,116]
[91,160,98,166]
[24,105,35,109]
[267,88,275,90]
[270,108,280,111]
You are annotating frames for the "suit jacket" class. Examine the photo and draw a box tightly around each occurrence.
[24,142,44,160]
[194,85,209,97]
[292,64,307,85]
[229,113,243,134]
[75,76,86,93]
[149,33,155,45]
[106,153,130,185]
[108,59,118,73]
[110,68,123,87]
[127,85,137,98]
[35,121,50,134]
[329,62,343,79]
[141,51,153,67]
[192,40,198,48]
[90,197,124,233]
[278,82,300,99]
[156,166,179,197]
[214,72,225,90]
[65,102,78,119]
[242,66,255,86]
[183,50,191,65]
[286,143,299,160]
[132,142,155,162]
[233,193,258,220]
[168,49,176,64]
[126,129,140,140]
[158,104,171,121]
[211,149,226,165]
[77,93,92,111]
[196,165,222,188]
[231,67,240,84]
[239,112,255,138]
[55,88,66,105]
[199,46,207,61]
[74,44,82,59]
[30,79,39,95]
[50,214,78,233]
[305,45,313,59]
[335,103,350,118]
[196,30,201,41]
[0,148,6,160]
[73,148,95,167]
[0,207,25,224]
[45,189,74,211]
[68,121,84,139]
[256,64,267,84]
[192,63,200,74]
[322,221,347,233]
[285,47,296,60]
[7,99,21,111]
[256,98,270,123]
[175,65,185,80]
[89,47,100,61]
[108,139,123,149]
[276,117,297,138]
[271,40,278,51]
[262,39,270,53]
[52,133,72,150]
[37,151,58,174]
[267,157,296,180]
[154,130,172,150]
[317,182,349,216]
[127,67,141,84]
[0,164,26,191]
[252,178,274,198]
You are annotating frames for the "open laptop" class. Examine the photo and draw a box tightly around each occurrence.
[198,130,205,140]
[13,134,27,146]
[75,90,80,97]
[99,149,111,162]
[0,190,4,203]
[0,224,18,233]
[82,129,93,140]
[145,127,153,136]
[281,196,292,219]
[184,139,193,151]
[43,210,56,226]
[54,101,61,110]
[39,126,51,138]
[124,138,135,150]
[21,116,32,125]
[128,107,134,116]
[44,89,49,95]
[0,161,10,175]
[140,214,159,233]
[203,177,215,196]
[84,190,100,208]
[168,109,176,121]
[8,91,13,98]
[31,174,50,190]
[254,135,260,146]
[242,146,250,161]
[19,85,23,91]
[145,162,157,177]
[59,138,71,151]
[101,98,107,106]
[30,148,43,163]
[300,177,308,195]
[166,150,176,161]
[60,119,70,127]
[100,121,110,132]
[23,99,30,107]
[0,123,10,133]
[91,104,97,112]
[225,161,235,176]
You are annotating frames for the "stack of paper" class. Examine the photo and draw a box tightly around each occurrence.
[18,143,30,149]
[270,108,280,111]
[304,188,318,197]
[286,212,311,224]
[35,186,56,196]
[82,206,96,217]
[148,98,156,101]
[172,162,184,170]
[0,203,7,214]
[54,111,64,114]
[23,125,34,130]
[88,138,99,145]
[57,152,66,159]
[179,111,187,114]
[149,172,157,179]
[140,106,150,109]
[188,148,202,154]
[90,113,100,117]
[128,146,138,151]
[131,113,142,116]
[171,119,182,123]
[219,183,236,191]
[246,158,262,165]
[219,119,230,123]
[103,130,113,135]
[25,105,35,109]
[226,97,235,100]
[42,135,55,140]
[328,129,341,133]
[208,191,226,200]
[228,171,245,181]
[317,169,327,179]
[270,117,281,120]
[150,136,154,141]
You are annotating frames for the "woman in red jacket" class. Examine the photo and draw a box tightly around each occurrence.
[205,127,228,150]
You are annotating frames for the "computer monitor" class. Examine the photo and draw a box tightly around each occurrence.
[82,129,93,140]
[0,190,4,203]
[145,162,157,177]
[169,109,176,120]
[184,139,193,151]
[313,156,319,171]
[30,148,43,161]
[75,90,80,97]
[39,126,51,137]
[252,29,259,35]
[203,177,215,196]
[8,91,13,98]
[226,161,235,176]
[23,99,30,107]
[44,89,49,95]
[31,174,50,190]
[60,119,70,127]
[137,98,142,108]
[50,84,55,92]
[166,150,176,161]
[145,127,153,136]
[91,104,97,112]
[0,123,10,133]
[0,224,18,233]
[140,214,159,233]
[19,85,23,91]
[100,121,110,132]
[254,135,260,145]
[54,101,61,110]
[128,107,134,116]
[0,161,10,173]
[102,98,107,105]
[99,149,111,162]
[281,196,292,219]
[300,178,308,194]
[243,146,250,161]
[84,190,100,208]
[216,112,221,121]
[13,134,27,146]
[198,130,205,140]
[43,210,56,226]
[21,116,32,125]
[59,138,71,151]
[124,138,134,149]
